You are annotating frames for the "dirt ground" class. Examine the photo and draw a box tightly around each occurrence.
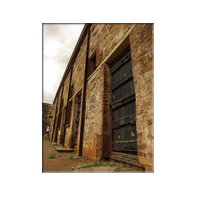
[42,139,141,173]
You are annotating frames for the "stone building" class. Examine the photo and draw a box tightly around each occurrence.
[42,103,54,138]
[51,24,153,172]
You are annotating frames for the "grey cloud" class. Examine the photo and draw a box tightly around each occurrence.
[43,89,54,104]
[43,24,84,104]
[43,24,84,45]
[53,46,71,66]
[43,24,63,41]
[43,55,49,61]
[43,82,60,104]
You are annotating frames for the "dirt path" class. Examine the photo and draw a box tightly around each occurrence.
[42,139,140,173]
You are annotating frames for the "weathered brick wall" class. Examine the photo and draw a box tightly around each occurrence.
[57,71,71,144]
[63,89,83,149]
[51,97,57,129]
[101,63,111,158]
[57,130,62,144]
[78,63,110,161]
[82,65,104,160]
[62,35,87,148]
[42,103,54,137]
[95,63,111,160]
[53,116,58,141]
[83,24,133,160]
[56,87,63,142]
[52,23,153,171]
[62,70,71,107]
[53,68,71,143]
[64,97,76,148]
[89,24,132,64]
[71,36,87,97]
[129,24,153,172]
[53,86,63,142]
[50,98,57,140]
[56,86,63,116]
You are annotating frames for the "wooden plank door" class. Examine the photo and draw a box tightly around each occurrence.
[110,50,137,155]
[75,96,81,145]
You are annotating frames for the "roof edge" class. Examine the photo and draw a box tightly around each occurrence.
[52,24,91,104]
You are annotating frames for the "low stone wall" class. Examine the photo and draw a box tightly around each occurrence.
[42,103,54,138]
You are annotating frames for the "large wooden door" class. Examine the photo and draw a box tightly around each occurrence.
[110,50,137,155]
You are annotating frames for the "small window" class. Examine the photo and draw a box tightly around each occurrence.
[87,54,96,78]
[91,55,96,72]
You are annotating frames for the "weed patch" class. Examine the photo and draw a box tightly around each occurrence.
[113,168,121,172]
[88,160,104,167]
[82,157,87,161]
[97,161,102,166]
[69,156,73,160]
[48,153,56,159]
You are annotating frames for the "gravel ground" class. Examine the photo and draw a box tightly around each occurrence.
[42,139,140,173]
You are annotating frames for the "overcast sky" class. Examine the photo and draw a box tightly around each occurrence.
[43,24,85,104]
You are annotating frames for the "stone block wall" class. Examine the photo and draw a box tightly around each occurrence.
[101,63,111,158]
[89,24,132,67]
[58,35,88,146]
[71,36,87,97]
[64,96,78,148]
[42,103,54,138]
[56,86,63,116]
[61,88,84,150]
[95,63,111,160]
[51,98,57,130]
[52,23,154,171]
[129,24,153,172]
[79,63,111,161]
[54,87,62,142]
[83,65,104,160]
[57,130,62,144]
[62,70,71,107]
[52,70,71,143]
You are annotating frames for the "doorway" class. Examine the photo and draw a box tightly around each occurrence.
[110,49,137,155]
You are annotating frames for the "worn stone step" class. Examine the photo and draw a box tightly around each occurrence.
[55,148,74,152]
[52,143,58,146]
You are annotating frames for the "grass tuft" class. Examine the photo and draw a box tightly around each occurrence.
[113,168,121,172]
[48,153,56,159]
[69,156,73,160]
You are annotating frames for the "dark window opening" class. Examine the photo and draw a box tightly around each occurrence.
[91,55,96,72]
[66,101,72,126]
[69,85,73,100]
[87,54,96,78]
